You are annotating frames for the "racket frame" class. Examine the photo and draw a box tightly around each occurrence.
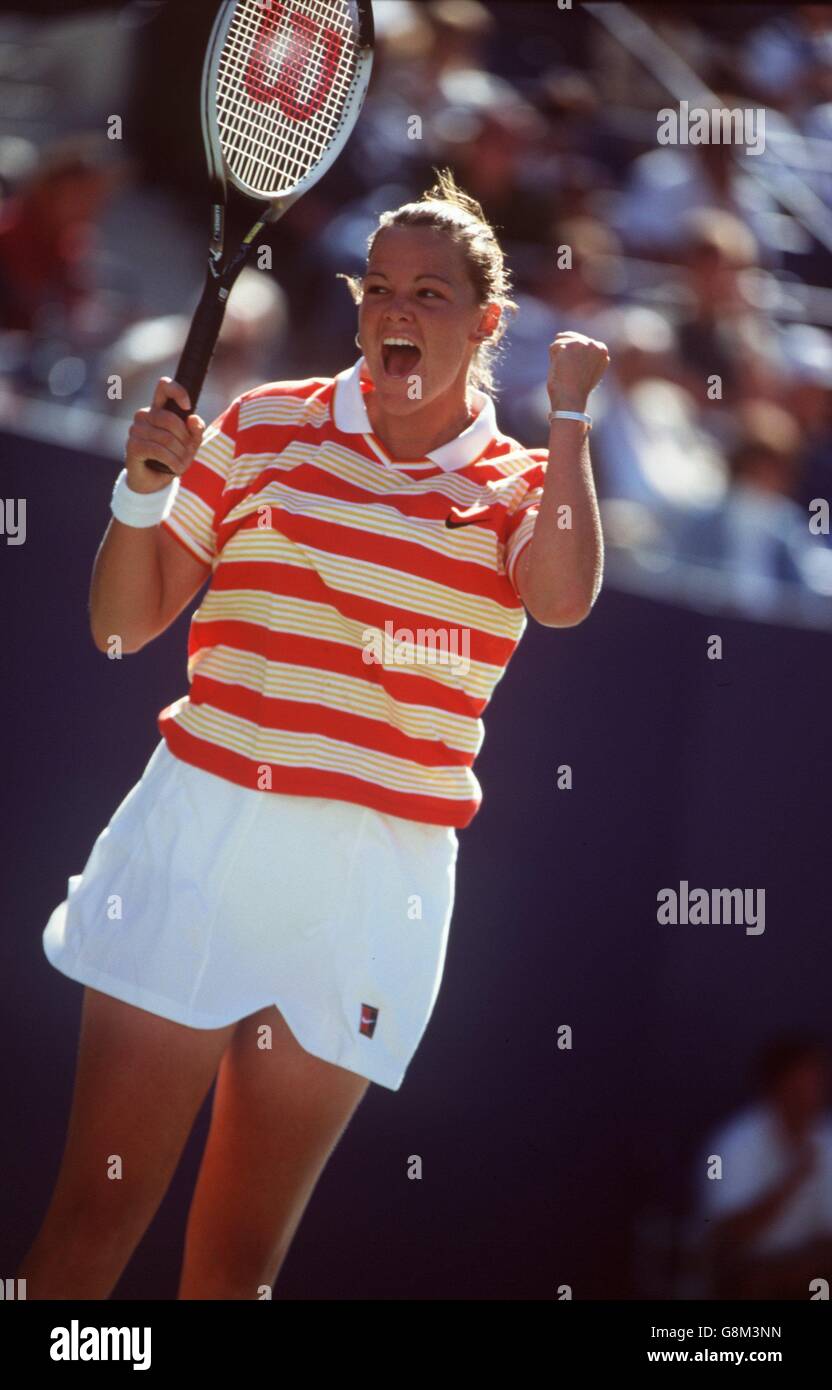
[145,0,374,474]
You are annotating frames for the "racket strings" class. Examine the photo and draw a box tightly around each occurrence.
[219,10,354,191]
[217,0,360,197]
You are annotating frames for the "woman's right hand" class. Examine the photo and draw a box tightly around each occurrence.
[125,377,205,493]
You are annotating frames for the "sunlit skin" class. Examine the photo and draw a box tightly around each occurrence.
[357,224,501,461]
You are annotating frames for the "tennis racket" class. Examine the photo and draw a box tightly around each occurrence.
[145,0,375,474]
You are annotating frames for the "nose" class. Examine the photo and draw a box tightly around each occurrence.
[382,290,417,319]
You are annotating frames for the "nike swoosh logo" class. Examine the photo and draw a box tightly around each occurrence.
[446,506,492,528]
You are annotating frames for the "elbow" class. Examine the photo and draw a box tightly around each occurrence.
[90,619,145,655]
[519,560,603,628]
[529,594,596,628]
[532,607,589,629]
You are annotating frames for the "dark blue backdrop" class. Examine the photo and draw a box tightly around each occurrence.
[3,429,831,1299]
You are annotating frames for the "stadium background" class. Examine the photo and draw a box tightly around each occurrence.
[2,0,831,1299]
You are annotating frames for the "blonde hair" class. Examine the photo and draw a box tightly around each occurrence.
[337,167,518,396]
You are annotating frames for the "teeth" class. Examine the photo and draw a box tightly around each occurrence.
[383,337,419,349]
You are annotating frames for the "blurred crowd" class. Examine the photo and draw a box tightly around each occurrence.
[1,0,832,624]
[634,1031,832,1300]
[693,1033,832,1301]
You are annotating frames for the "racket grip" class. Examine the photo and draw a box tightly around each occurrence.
[145,278,231,476]
[143,400,189,476]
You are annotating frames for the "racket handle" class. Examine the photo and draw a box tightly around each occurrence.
[145,277,231,476]
[145,399,187,476]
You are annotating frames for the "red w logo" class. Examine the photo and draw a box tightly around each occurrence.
[244,1,344,120]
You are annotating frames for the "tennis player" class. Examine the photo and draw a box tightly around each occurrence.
[21,170,607,1300]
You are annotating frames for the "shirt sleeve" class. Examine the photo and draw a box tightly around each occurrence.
[504,454,547,599]
[160,397,240,568]
[700,1124,766,1221]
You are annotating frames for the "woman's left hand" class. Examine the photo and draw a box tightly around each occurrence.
[548,331,610,410]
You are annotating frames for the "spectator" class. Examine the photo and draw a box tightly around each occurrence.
[672,207,775,407]
[609,95,812,268]
[665,398,832,617]
[0,133,127,336]
[529,67,620,221]
[433,80,554,278]
[696,1034,832,1300]
[494,217,621,442]
[537,216,624,332]
[344,0,497,188]
[104,267,290,426]
[588,305,725,514]
[740,5,832,119]
[777,323,832,531]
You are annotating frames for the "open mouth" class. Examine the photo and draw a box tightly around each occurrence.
[381,341,422,379]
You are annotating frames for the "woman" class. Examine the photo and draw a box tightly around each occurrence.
[21,170,608,1300]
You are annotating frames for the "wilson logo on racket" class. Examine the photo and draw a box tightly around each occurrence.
[245,3,344,117]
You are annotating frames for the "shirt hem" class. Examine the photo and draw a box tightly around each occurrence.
[157,717,479,829]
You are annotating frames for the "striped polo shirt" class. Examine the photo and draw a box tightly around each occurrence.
[158,355,547,828]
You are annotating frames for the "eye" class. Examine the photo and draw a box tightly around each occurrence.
[362,284,445,299]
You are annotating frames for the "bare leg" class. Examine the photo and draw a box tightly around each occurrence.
[177,1004,370,1299]
[18,987,235,1299]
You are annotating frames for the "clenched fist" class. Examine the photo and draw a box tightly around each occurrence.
[548,331,610,412]
[125,377,205,493]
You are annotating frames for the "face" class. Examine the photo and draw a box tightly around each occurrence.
[358,224,499,411]
[773,1057,828,1123]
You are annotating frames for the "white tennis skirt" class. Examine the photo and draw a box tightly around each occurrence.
[43,738,459,1091]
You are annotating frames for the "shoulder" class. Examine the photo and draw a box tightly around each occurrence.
[232,373,336,434]
[239,373,334,404]
[478,434,548,484]
[708,1105,768,1154]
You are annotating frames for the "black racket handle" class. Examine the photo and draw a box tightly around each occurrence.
[145,277,231,476]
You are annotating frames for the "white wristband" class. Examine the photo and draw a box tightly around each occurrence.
[111,467,180,527]
[548,409,592,430]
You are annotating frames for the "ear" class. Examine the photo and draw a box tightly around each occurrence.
[476,302,502,339]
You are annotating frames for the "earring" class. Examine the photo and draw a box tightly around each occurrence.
[355,333,362,349]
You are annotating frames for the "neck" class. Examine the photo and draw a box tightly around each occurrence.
[363,369,477,461]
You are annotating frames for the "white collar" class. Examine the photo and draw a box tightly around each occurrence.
[331,356,496,471]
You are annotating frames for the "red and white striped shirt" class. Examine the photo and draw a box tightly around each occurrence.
[158,356,547,827]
